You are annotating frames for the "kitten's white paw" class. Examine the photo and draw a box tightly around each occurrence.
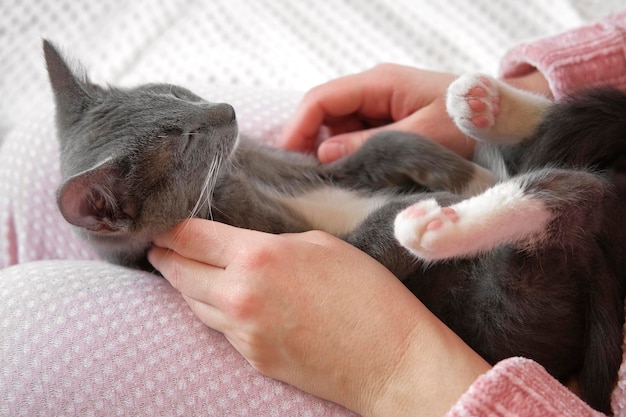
[395,181,554,262]
[446,74,501,141]
[394,199,463,261]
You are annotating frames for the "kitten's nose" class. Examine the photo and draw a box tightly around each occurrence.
[210,103,236,125]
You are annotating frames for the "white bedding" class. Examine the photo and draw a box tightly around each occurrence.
[1,0,624,144]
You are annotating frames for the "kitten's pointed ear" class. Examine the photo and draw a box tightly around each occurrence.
[43,39,97,128]
[57,158,133,233]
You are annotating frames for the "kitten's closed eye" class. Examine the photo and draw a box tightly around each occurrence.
[158,127,184,138]
[156,127,194,155]
[168,86,202,102]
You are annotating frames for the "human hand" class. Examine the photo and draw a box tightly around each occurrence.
[280,64,474,163]
[280,64,553,164]
[148,220,490,417]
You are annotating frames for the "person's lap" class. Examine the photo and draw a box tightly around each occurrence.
[0,259,355,416]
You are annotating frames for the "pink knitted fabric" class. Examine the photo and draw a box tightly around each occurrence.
[446,358,607,417]
[499,12,626,99]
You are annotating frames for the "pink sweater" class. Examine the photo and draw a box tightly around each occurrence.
[499,13,626,99]
[446,12,626,417]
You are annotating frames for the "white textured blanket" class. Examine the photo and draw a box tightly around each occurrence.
[1,0,624,143]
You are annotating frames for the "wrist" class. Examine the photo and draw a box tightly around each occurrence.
[366,306,491,417]
[503,70,553,99]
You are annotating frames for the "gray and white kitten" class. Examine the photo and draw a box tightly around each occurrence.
[44,40,626,413]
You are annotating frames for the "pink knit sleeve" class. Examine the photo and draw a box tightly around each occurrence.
[445,357,605,417]
[499,13,626,99]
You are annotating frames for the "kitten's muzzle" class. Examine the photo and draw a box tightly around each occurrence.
[206,103,236,126]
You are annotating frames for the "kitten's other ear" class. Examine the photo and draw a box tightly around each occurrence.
[57,158,133,234]
[43,39,98,128]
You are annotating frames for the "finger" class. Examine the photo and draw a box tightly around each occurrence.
[317,130,371,163]
[401,107,475,158]
[317,118,411,163]
[152,219,263,268]
[279,92,358,153]
[316,106,475,163]
[181,293,229,334]
[148,246,224,303]
[149,246,245,332]
[280,72,389,152]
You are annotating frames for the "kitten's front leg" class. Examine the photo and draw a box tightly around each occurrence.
[327,131,496,197]
[446,74,552,144]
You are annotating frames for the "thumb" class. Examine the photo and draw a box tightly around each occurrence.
[317,129,375,163]
[317,116,424,163]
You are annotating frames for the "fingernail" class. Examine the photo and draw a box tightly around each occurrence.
[320,141,347,162]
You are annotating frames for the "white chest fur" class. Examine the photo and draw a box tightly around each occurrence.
[279,186,391,236]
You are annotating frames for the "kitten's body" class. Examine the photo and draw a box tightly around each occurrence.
[45,40,625,413]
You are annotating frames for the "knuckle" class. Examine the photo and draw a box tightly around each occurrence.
[371,62,392,71]
[161,253,184,289]
[225,285,262,320]
[237,239,282,270]
[248,355,276,377]
[237,337,276,376]
[371,62,398,75]
[222,236,287,320]
[301,229,330,243]
[301,83,328,105]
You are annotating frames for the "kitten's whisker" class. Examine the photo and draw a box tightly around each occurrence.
[188,155,222,221]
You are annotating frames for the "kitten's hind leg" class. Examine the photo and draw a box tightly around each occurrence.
[446,74,552,144]
[395,169,610,261]
[395,182,551,261]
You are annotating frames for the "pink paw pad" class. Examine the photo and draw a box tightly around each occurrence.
[441,207,459,221]
[468,86,488,98]
[403,206,427,218]
[404,204,459,231]
[468,98,486,112]
[425,207,459,230]
[470,115,490,128]
[464,78,500,129]
[394,199,467,261]
[426,219,444,231]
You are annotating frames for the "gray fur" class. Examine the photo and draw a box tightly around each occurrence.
[44,40,626,413]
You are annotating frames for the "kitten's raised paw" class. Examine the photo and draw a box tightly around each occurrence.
[446,74,501,141]
[394,199,462,261]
